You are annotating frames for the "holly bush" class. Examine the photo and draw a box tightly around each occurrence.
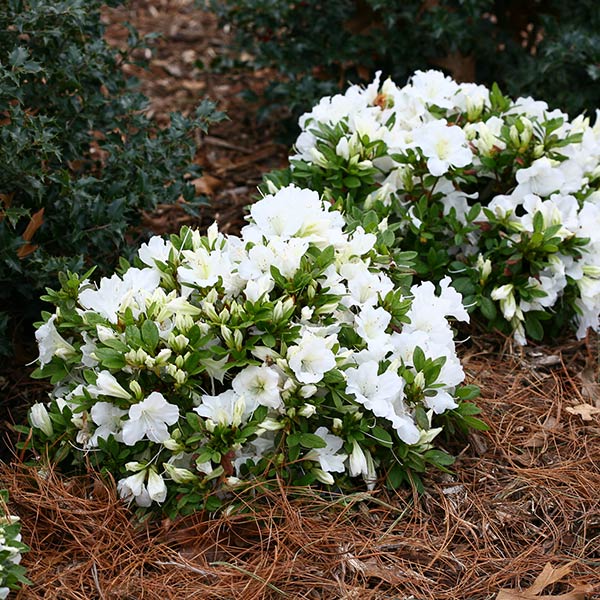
[0,0,222,355]
[211,0,600,133]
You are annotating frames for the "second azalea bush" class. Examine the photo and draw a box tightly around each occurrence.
[265,70,600,344]
[0,490,29,599]
[27,185,482,515]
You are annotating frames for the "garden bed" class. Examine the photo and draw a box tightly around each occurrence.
[1,1,599,598]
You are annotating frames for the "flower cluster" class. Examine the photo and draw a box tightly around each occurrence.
[29,185,481,515]
[268,70,600,343]
[0,491,29,599]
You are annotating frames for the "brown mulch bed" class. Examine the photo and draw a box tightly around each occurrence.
[103,0,288,238]
[3,339,599,599]
[2,2,600,599]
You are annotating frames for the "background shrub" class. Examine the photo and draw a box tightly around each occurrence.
[0,0,222,355]
[211,0,600,132]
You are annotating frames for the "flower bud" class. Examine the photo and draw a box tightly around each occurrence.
[519,117,533,149]
[298,402,317,417]
[273,300,285,322]
[201,301,219,322]
[532,143,545,158]
[96,325,116,343]
[335,137,350,160]
[332,418,343,434]
[233,328,244,351]
[476,254,492,284]
[220,325,233,347]
[162,437,183,452]
[169,333,189,352]
[155,348,172,365]
[147,469,167,504]
[466,96,484,121]
[310,148,328,168]
[232,396,246,427]
[174,369,187,386]
[265,179,280,195]
[313,468,334,485]
[299,385,318,400]
[224,476,242,487]
[174,314,194,333]
[509,125,520,148]
[348,441,368,478]
[125,461,145,472]
[163,463,197,483]
[29,403,53,437]
[259,417,284,431]
[129,380,143,400]
[207,221,219,247]
[413,371,426,391]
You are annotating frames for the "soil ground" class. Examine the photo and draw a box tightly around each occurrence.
[2,1,599,598]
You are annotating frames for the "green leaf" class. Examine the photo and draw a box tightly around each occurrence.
[424,449,455,467]
[298,433,327,449]
[386,463,407,489]
[370,426,393,448]
[479,296,497,320]
[343,176,361,188]
[456,386,481,402]
[524,313,544,341]
[94,347,126,369]
[141,319,159,352]
[414,406,429,430]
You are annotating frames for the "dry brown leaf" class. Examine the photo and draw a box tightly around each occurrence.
[0,191,14,209]
[577,368,600,407]
[496,562,592,600]
[565,403,600,421]
[17,207,44,258]
[524,416,559,448]
[192,175,221,196]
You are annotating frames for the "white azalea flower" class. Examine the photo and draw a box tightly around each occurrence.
[232,365,282,409]
[117,470,151,507]
[88,371,132,400]
[411,119,472,176]
[122,392,179,445]
[138,235,173,269]
[305,426,347,473]
[287,332,337,384]
[194,390,256,427]
[89,401,127,446]
[513,157,565,198]
[35,314,75,366]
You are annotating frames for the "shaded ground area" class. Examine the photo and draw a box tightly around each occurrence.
[104,0,288,237]
[2,1,600,598]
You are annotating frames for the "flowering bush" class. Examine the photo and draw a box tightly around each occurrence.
[265,70,600,343]
[0,491,29,598]
[28,185,482,516]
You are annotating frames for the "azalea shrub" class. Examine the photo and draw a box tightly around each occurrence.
[264,70,600,344]
[0,491,29,599]
[26,185,483,516]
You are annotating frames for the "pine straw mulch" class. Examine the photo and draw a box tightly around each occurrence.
[2,2,600,599]
[3,337,599,600]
